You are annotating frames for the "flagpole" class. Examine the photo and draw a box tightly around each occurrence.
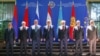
[72,1,74,6]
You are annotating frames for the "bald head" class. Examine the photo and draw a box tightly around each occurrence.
[90,20,95,26]
[21,21,26,27]
[76,20,80,26]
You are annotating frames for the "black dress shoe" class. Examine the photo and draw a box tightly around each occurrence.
[46,53,49,56]
[64,54,68,56]
[59,54,62,56]
[37,53,40,56]
[74,53,78,56]
[79,53,82,56]
[92,54,96,56]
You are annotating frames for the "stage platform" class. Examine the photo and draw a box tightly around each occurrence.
[0,41,100,56]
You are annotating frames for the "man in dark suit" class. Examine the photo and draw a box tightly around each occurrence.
[87,20,98,56]
[18,21,29,56]
[4,22,15,56]
[30,19,42,56]
[74,20,84,56]
[58,20,69,56]
[43,20,55,56]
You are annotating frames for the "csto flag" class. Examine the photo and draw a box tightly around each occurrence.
[84,0,89,40]
[57,1,63,33]
[69,2,76,40]
[23,2,29,26]
[12,1,18,39]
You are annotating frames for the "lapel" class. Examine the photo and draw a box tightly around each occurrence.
[19,26,28,30]
[87,25,97,31]
[44,25,53,30]
[74,26,83,31]
[58,25,68,30]
[31,25,41,30]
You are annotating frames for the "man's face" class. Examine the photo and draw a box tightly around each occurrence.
[22,23,26,27]
[47,21,51,26]
[61,22,65,26]
[90,21,94,26]
[77,22,80,26]
[8,23,12,28]
[34,20,38,25]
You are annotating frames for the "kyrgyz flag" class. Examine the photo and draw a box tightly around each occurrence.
[69,2,76,40]
[23,2,29,26]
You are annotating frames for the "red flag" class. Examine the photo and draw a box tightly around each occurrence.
[23,2,29,26]
[69,3,76,40]
[12,2,18,39]
[47,5,52,23]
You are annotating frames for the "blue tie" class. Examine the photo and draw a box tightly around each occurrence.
[35,26,38,32]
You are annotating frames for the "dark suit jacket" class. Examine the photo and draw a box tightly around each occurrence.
[4,28,15,42]
[74,26,84,40]
[18,26,29,41]
[58,26,69,40]
[43,25,55,40]
[30,25,42,40]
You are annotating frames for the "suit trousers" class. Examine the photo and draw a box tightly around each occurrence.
[32,40,40,56]
[75,39,83,54]
[89,38,96,55]
[20,41,27,56]
[60,38,67,55]
[6,41,13,56]
[45,39,53,56]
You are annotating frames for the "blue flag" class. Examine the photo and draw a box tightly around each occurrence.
[57,1,63,34]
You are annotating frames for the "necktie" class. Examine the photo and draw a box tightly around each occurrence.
[8,28,11,31]
[23,27,26,30]
[78,26,80,30]
[62,26,65,30]
[48,26,50,31]
[92,26,95,31]
[35,26,38,32]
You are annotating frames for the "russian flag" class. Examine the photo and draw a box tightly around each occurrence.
[12,2,18,39]
[35,1,39,20]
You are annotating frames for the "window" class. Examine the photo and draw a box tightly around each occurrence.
[0,2,14,40]
[90,3,100,38]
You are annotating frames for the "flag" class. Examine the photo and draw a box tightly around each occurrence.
[84,1,89,41]
[12,2,18,39]
[47,4,52,23]
[35,1,39,19]
[69,2,76,40]
[57,1,63,33]
[84,17,89,41]
[23,2,29,26]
